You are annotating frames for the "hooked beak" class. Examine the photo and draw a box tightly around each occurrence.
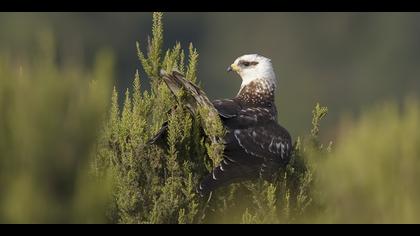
[227,64,239,73]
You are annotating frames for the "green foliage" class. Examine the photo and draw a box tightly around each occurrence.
[0,32,114,223]
[311,103,328,139]
[311,98,420,223]
[96,12,326,224]
[97,12,208,224]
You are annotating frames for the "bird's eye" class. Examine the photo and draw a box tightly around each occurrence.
[242,61,250,67]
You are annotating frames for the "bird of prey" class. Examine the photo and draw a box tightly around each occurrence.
[149,54,292,196]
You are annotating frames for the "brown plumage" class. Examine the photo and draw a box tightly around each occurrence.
[148,54,292,196]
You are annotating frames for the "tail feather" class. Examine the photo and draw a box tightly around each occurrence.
[146,105,177,147]
[160,69,223,145]
[160,70,219,118]
[146,121,169,148]
[148,70,219,147]
[153,70,233,196]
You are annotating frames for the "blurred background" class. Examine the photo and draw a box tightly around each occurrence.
[1,12,419,141]
[1,12,420,224]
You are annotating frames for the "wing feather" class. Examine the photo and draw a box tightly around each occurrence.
[232,124,292,163]
[212,99,241,118]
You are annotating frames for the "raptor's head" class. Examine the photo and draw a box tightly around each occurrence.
[227,54,277,89]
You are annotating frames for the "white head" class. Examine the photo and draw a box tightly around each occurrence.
[227,54,277,90]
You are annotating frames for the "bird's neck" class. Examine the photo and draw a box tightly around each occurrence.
[236,78,276,106]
